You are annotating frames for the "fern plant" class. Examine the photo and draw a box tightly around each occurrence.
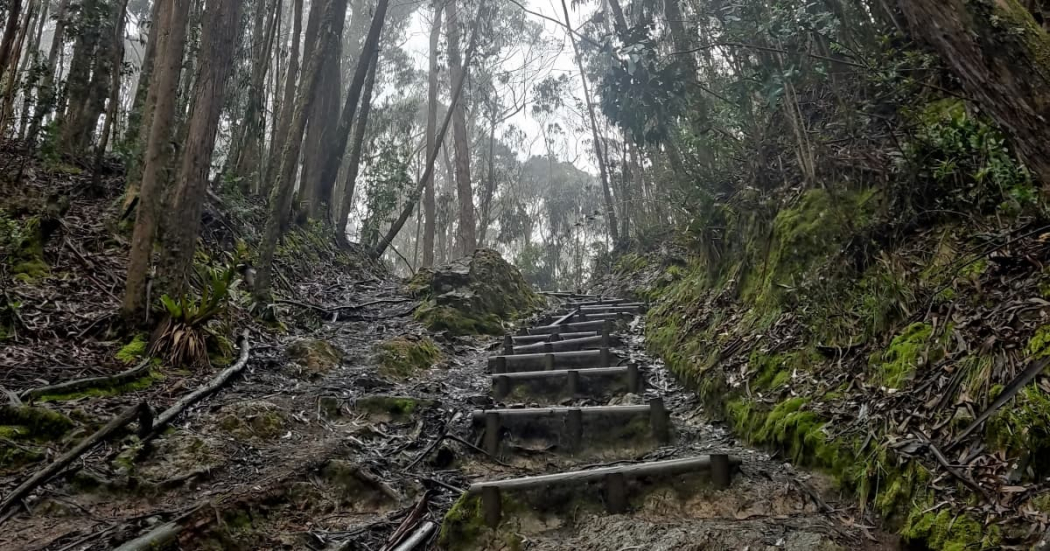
[150,266,237,368]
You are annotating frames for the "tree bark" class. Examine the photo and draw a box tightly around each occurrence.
[422,0,443,268]
[230,0,280,195]
[335,46,378,246]
[371,0,488,261]
[559,0,620,245]
[122,0,191,325]
[0,0,36,132]
[254,0,348,303]
[263,0,303,198]
[93,0,130,175]
[311,0,390,220]
[899,0,1050,190]
[0,0,24,95]
[447,0,477,257]
[26,0,68,144]
[159,0,243,298]
[477,118,496,247]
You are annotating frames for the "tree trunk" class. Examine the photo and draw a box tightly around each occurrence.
[16,0,46,139]
[559,0,620,245]
[0,0,23,94]
[607,0,628,34]
[422,0,443,268]
[160,0,243,297]
[447,0,477,257]
[263,0,303,197]
[26,0,68,144]
[229,0,280,195]
[0,0,35,132]
[312,0,390,219]
[476,118,496,247]
[122,0,191,325]
[899,0,1050,190]
[93,0,130,174]
[371,0,488,261]
[254,0,348,304]
[335,46,378,246]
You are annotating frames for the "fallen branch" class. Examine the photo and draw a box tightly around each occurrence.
[143,331,251,442]
[20,359,152,401]
[112,521,182,551]
[391,521,435,551]
[949,356,1050,450]
[381,492,431,551]
[918,432,991,502]
[0,401,153,520]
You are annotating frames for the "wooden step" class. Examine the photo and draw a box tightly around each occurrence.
[576,304,646,313]
[528,319,609,335]
[563,311,634,323]
[475,398,670,456]
[510,331,598,345]
[469,455,739,527]
[487,348,619,373]
[510,334,608,355]
[567,298,628,306]
[491,365,642,400]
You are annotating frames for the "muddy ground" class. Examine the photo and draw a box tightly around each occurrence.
[1,274,904,551]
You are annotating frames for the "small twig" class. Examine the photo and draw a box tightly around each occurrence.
[444,434,516,468]
[949,356,1050,450]
[917,432,991,502]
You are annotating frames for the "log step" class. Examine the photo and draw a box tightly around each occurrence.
[576,304,646,313]
[567,298,628,306]
[476,398,670,456]
[562,312,634,323]
[471,455,740,527]
[528,319,609,335]
[491,366,642,400]
[488,348,619,373]
[510,331,598,345]
[510,334,608,355]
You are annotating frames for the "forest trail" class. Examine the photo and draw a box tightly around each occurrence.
[0,269,896,550]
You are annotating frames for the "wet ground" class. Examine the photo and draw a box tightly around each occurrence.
[0,285,900,550]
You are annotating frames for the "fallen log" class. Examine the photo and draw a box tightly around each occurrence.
[144,331,251,441]
[0,401,153,519]
[391,521,435,551]
[20,359,152,401]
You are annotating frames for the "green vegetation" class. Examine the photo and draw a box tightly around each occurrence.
[0,405,74,440]
[116,334,149,364]
[868,323,942,388]
[286,338,344,378]
[373,336,441,379]
[355,396,433,421]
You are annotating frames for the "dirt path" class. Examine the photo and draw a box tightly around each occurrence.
[0,286,900,550]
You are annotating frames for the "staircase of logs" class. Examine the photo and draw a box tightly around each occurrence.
[467,291,741,529]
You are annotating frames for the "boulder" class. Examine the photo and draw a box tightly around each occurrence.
[411,249,545,336]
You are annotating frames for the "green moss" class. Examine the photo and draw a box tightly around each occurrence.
[440,494,488,549]
[0,405,74,440]
[373,336,442,379]
[902,504,997,551]
[869,322,942,388]
[614,253,648,275]
[1027,325,1050,358]
[414,301,505,336]
[355,396,433,421]
[116,334,149,364]
[286,339,343,378]
[36,371,163,402]
[750,348,819,390]
[986,384,1050,469]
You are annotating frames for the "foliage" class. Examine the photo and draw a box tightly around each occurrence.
[150,266,237,368]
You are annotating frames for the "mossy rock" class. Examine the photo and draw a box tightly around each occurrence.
[286,339,343,379]
[0,405,74,440]
[116,334,149,364]
[355,395,434,422]
[373,335,442,379]
[0,439,45,473]
[869,322,947,388]
[217,401,288,441]
[127,431,224,483]
[412,249,544,336]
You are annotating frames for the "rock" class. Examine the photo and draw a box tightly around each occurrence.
[285,339,343,379]
[217,401,288,441]
[412,249,545,336]
[373,335,442,379]
[131,431,224,484]
[354,395,435,422]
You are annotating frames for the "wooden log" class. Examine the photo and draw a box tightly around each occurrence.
[20,359,153,401]
[113,521,182,551]
[566,371,579,396]
[570,312,631,322]
[550,309,578,327]
[513,335,603,354]
[391,521,436,551]
[482,486,501,528]
[650,397,669,442]
[605,472,627,513]
[528,319,607,335]
[503,335,514,355]
[466,455,742,494]
[711,454,731,489]
[578,304,645,313]
[568,298,627,307]
[484,412,501,456]
[567,407,582,451]
[489,367,627,384]
[471,404,650,421]
[145,331,251,440]
[627,363,641,394]
[0,401,153,517]
[512,331,597,344]
[487,349,615,372]
[494,375,510,399]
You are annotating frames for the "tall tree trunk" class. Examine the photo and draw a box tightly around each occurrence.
[121,0,164,209]
[559,0,620,245]
[899,0,1050,190]
[228,0,279,194]
[93,0,130,175]
[371,0,488,260]
[26,0,68,144]
[0,0,23,92]
[263,0,303,197]
[160,0,243,297]
[421,0,443,268]
[122,0,191,325]
[312,0,390,216]
[447,0,476,257]
[0,0,35,132]
[476,118,496,247]
[335,46,378,246]
[16,0,46,139]
[254,0,348,304]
